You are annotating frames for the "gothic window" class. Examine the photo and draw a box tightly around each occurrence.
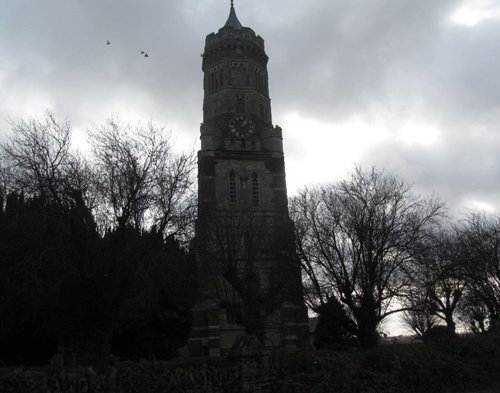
[252,172,260,207]
[254,66,267,95]
[229,171,236,205]
[236,95,246,114]
[209,64,224,92]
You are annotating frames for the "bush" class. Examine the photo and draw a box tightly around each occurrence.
[313,297,357,350]
[422,325,455,344]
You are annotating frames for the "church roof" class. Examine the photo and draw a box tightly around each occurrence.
[224,1,242,30]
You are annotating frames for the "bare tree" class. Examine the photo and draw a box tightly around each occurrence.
[0,113,89,206]
[457,213,500,330]
[290,167,445,347]
[458,288,492,334]
[1,114,196,241]
[88,119,196,240]
[405,229,465,333]
[0,113,100,238]
[0,160,9,207]
[401,290,439,338]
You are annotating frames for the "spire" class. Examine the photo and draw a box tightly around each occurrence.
[224,0,242,30]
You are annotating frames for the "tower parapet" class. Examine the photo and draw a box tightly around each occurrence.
[204,28,266,55]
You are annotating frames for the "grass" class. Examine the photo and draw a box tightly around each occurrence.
[1,331,499,393]
[271,332,500,393]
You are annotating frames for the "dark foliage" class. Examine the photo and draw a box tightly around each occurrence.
[313,297,357,350]
[105,229,196,360]
[271,334,500,393]
[1,335,500,393]
[0,192,196,365]
[0,192,97,365]
[0,114,197,366]
[422,325,456,344]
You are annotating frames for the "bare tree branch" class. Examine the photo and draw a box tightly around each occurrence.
[290,166,445,346]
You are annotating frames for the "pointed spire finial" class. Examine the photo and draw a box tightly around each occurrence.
[224,0,242,29]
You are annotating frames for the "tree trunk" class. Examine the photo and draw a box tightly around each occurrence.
[356,310,379,347]
[443,309,456,334]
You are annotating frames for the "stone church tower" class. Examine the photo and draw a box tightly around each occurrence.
[189,2,310,357]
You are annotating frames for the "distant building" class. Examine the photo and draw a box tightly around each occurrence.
[188,2,310,357]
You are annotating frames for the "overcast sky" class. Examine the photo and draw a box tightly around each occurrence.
[1,0,500,218]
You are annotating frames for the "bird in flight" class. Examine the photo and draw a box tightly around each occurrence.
[142,51,149,58]
[106,40,111,45]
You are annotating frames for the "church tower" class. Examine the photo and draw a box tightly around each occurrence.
[189,2,310,357]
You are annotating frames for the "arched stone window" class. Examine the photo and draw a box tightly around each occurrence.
[254,66,267,95]
[210,64,224,92]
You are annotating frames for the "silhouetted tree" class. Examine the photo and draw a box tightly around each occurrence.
[401,297,439,338]
[1,113,95,209]
[290,167,445,347]
[102,228,196,360]
[0,193,56,365]
[0,114,109,364]
[313,297,357,349]
[0,192,100,365]
[404,228,464,334]
[456,213,500,331]
[0,114,198,365]
[88,118,196,241]
[457,289,491,334]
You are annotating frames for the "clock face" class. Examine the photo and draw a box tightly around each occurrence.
[229,116,255,138]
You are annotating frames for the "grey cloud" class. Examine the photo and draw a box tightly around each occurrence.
[267,0,458,119]
[361,128,500,214]
[1,0,500,215]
